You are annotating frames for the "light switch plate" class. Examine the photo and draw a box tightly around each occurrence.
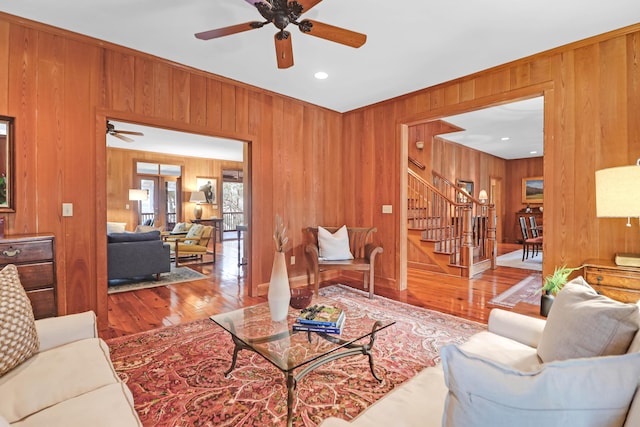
[382,205,393,214]
[62,203,73,217]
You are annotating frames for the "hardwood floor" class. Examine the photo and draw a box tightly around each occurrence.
[104,237,541,339]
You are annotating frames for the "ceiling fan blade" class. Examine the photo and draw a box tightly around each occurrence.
[195,22,259,40]
[300,20,366,48]
[114,130,144,136]
[297,0,323,13]
[112,133,135,143]
[274,32,294,69]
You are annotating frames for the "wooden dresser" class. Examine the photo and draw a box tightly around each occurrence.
[583,259,640,303]
[0,234,57,319]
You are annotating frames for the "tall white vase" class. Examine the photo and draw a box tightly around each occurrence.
[268,251,291,322]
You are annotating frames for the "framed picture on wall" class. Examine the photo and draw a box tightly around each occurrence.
[456,179,474,203]
[522,176,543,203]
[196,177,217,205]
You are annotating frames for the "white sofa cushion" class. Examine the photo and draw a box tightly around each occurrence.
[0,264,39,377]
[323,366,448,427]
[318,226,354,261]
[442,344,640,427]
[10,383,141,427]
[538,278,640,363]
[459,331,541,371]
[0,338,121,423]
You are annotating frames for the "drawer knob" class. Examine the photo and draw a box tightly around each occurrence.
[596,275,603,284]
[2,248,21,257]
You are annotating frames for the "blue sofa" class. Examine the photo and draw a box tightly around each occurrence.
[107,230,171,282]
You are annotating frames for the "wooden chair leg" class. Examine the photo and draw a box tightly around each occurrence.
[314,265,320,297]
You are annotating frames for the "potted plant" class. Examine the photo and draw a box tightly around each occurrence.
[539,265,582,317]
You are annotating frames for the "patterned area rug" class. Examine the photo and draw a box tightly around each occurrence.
[107,266,207,294]
[107,285,485,426]
[489,273,543,307]
[496,249,542,271]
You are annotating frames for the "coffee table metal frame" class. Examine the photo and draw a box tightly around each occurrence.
[210,299,394,427]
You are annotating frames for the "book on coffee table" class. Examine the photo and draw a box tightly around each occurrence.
[297,304,345,327]
[293,314,345,334]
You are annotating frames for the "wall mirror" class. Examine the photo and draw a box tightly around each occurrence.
[0,116,15,213]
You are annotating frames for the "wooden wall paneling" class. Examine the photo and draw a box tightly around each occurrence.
[105,51,135,113]
[220,82,236,133]
[189,74,207,126]
[206,79,222,130]
[171,68,190,123]
[133,57,154,116]
[0,21,9,112]
[8,25,39,234]
[62,39,102,315]
[153,62,172,120]
[235,86,249,135]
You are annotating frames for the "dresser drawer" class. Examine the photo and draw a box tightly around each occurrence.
[589,284,640,304]
[27,288,56,319]
[15,262,54,291]
[585,268,640,291]
[0,240,53,264]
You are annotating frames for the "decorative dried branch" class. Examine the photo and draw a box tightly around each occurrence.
[273,213,289,252]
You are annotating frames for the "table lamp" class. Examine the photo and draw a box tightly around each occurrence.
[478,189,488,203]
[190,191,207,220]
[595,160,640,267]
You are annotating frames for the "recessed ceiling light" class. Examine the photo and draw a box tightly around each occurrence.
[501,137,510,141]
[530,151,538,154]
[314,71,328,80]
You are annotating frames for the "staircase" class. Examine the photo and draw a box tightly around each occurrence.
[407,168,497,277]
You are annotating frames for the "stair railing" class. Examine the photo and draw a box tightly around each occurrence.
[408,169,496,276]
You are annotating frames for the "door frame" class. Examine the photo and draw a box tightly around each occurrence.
[96,110,254,329]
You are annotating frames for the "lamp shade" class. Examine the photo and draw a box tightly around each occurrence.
[595,165,640,217]
[128,189,148,201]
[189,191,207,203]
[478,190,488,202]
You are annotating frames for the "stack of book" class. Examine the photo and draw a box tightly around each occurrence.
[293,304,345,334]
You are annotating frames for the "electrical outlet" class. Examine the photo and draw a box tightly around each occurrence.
[290,256,296,265]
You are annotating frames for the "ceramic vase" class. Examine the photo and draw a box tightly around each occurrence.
[268,251,291,322]
[540,292,554,317]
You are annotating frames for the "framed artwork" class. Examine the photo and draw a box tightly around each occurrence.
[522,176,543,203]
[456,179,474,203]
[196,177,218,205]
[0,116,15,213]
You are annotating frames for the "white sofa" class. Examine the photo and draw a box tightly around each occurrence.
[320,280,640,427]
[0,311,142,427]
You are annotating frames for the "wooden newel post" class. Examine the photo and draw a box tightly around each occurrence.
[487,204,497,269]
[461,206,474,275]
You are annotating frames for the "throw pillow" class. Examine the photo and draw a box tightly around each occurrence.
[441,344,640,427]
[318,225,354,261]
[0,264,39,377]
[171,222,193,234]
[184,224,205,245]
[106,221,127,234]
[537,277,640,363]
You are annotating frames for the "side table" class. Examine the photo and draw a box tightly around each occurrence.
[583,259,640,303]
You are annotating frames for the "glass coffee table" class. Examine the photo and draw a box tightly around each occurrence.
[210,296,395,427]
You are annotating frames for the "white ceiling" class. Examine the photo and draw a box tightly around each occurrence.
[2,2,637,160]
[1,1,638,114]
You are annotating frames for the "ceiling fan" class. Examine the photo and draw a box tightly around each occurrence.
[195,0,367,69]
[106,121,144,143]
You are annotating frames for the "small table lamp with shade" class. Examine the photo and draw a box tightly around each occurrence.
[190,191,207,220]
[595,159,640,267]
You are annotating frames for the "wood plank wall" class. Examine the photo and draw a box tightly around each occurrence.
[1,11,640,328]
[106,148,243,229]
[343,24,640,286]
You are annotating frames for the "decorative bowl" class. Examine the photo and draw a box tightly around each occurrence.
[290,288,313,309]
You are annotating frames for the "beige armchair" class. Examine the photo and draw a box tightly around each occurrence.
[164,225,215,267]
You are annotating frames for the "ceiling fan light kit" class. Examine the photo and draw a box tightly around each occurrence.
[195,0,366,69]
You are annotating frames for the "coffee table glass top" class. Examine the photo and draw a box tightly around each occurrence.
[210,296,394,373]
